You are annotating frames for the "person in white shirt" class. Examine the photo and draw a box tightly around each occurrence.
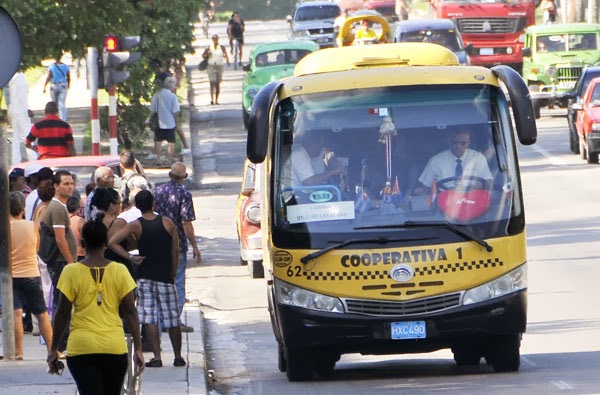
[202,34,230,105]
[8,68,35,165]
[415,129,492,194]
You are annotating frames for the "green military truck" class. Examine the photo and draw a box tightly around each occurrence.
[522,23,600,118]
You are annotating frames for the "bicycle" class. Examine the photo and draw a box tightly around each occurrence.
[201,12,209,38]
[232,38,240,70]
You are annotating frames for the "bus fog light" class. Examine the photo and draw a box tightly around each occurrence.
[463,264,527,305]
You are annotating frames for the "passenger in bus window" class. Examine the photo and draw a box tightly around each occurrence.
[285,131,347,188]
[413,129,492,195]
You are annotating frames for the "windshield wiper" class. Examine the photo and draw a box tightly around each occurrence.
[355,221,493,252]
[300,236,433,264]
[404,221,493,252]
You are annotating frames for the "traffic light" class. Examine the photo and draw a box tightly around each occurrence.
[99,34,141,88]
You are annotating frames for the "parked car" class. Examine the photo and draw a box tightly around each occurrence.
[394,19,470,65]
[563,66,600,153]
[12,155,145,194]
[363,0,396,21]
[522,23,600,119]
[287,1,340,48]
[235,159,264,278]
[573,76,600,163]
[242,41,319,129]
[336,10,391,46]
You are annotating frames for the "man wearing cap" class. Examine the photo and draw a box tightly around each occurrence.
[25,166,54,221]
[25,101,76,160]
[9,168,30,195]
[8,66,35,165]
[148,76,180,166]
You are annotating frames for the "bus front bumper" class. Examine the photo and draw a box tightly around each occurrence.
[275,290,526,354]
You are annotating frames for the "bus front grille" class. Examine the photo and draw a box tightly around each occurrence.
[343,292,461,316]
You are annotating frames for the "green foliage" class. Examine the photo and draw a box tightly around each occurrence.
[2,0,204,147]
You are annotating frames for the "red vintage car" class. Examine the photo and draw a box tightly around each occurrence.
[235,160,264,278]
[12,155,145,193]
[574,76,600,163]
[364,0,397,21]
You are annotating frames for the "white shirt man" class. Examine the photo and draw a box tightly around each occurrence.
[8,71,34,165]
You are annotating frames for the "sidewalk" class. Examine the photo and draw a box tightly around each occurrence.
[1,58,210,393]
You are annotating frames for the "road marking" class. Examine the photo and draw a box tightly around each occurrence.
[530,145,567,166]
[551,380,574,390]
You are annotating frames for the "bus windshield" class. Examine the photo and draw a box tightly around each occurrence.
[272,84,523,247]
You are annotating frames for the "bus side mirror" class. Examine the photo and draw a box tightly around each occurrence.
[492,65,537,146]
[522,47,532,58]
[247,81,283,164]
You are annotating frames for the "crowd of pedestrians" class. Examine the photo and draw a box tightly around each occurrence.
[5,157,200,394]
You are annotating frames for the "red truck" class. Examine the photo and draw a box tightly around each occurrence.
[430,0,536,73]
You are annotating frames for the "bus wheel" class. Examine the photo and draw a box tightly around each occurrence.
[249,260,265,278]
[314,352,339,378]
[485,334,521,372]
[278,343,287,372]
[286,350,314,381]
[452,345,482,366]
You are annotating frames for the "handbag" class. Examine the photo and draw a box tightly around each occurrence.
[38,222,59,266]
[198,58,208,71]
[149,112,160,131]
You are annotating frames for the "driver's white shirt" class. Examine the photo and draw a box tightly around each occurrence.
[288,146,326,187]
[418,148,492,188]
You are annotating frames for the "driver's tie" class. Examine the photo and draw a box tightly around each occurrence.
[455,158,463,177]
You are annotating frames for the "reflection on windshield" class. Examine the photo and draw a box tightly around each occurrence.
[296,6,340,22]
[400,30,462,52]
[536,33,598,52]
[255,49,313,67]
[273,85,520,240]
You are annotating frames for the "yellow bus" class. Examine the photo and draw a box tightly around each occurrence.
[247,43,537,381]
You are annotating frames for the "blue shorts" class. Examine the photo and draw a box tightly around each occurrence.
[13,277,48,314]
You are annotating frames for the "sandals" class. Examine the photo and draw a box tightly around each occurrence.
[145,358,163,368]
[173,357,186,367]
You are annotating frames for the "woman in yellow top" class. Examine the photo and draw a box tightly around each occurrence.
[10,191,53,360]
[354,20,378,43]
[47,213,143,395]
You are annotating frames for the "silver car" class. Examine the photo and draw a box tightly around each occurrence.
[287,1,341,48]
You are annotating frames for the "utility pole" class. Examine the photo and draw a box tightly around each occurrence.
[88,47,101,156]
[0,5,22,360]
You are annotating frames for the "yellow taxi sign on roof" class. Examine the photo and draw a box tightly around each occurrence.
[294,43,460,76]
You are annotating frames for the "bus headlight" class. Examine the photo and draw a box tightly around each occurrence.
[463,264,527,305]
[276,280,344,313]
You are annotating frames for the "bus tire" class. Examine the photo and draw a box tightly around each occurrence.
[286,350,314,381]
[452,345,482,366]
[485,334,521,372]
[249,260,264,278]
[278,343,287,372]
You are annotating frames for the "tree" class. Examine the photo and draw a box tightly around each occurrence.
[2,0,204,146]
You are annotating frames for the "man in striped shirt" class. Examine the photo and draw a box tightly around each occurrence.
[25,101,76,160]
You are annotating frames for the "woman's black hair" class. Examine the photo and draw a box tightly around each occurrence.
[90,187,120,212]
[81,212,108,250]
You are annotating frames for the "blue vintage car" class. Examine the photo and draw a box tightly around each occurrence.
[242,41,319,129]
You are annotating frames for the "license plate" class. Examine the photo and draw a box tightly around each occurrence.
[391,321,426,340]
[317,37,329,43]
[558,81,576,89]
[480,47,494,55]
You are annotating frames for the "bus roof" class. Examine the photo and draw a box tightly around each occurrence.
[293,43,460,76]
[281,64,498,99]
